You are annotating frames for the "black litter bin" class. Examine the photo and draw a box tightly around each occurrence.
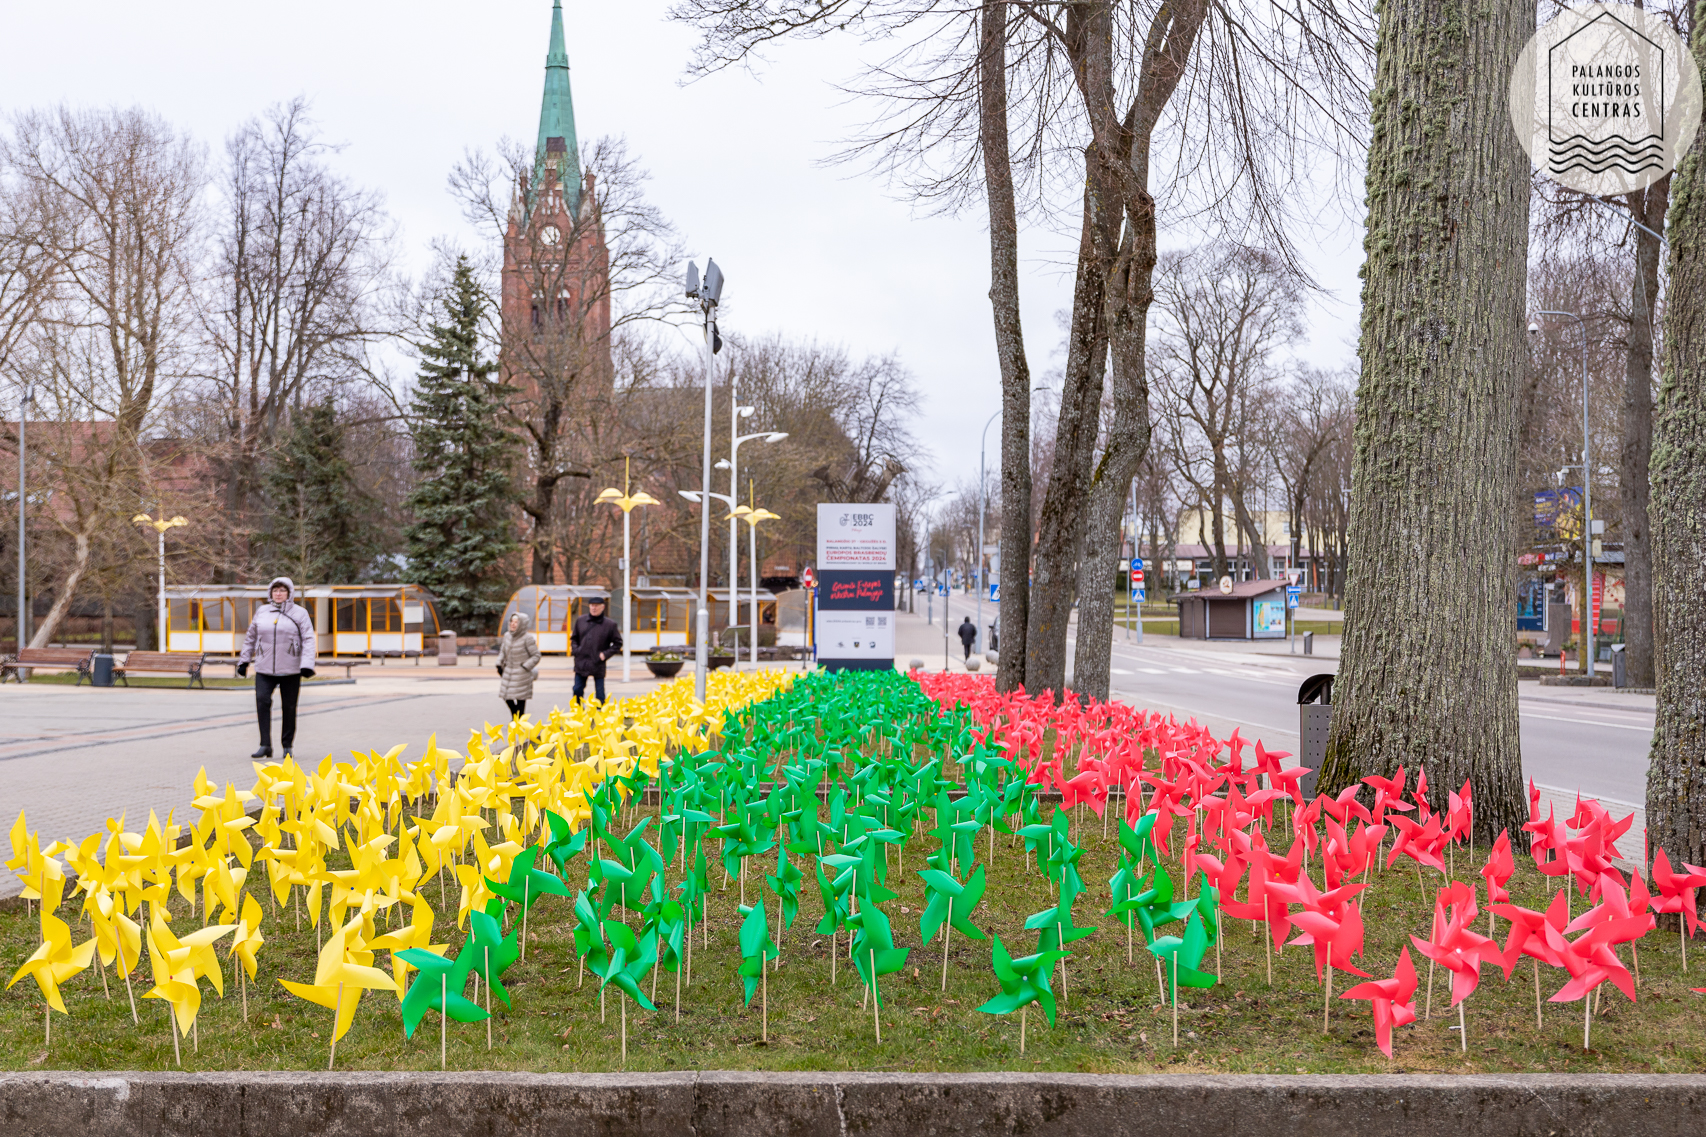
[1611,643,1627,689]
[1297,674,1334,797]
[91,653,116,687]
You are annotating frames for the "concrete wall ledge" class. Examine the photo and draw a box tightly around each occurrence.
[2,1070,1703,1137]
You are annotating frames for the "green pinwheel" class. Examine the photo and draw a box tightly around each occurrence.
[1148,910,1217,1046]
[1117,865,1197,944]
[396,948,487,1041]
[736,899,779,1007]
[848,900,909,1039]
[765,844,803,932]
[597,920,658,1012]
[918,863,989,991]
[571,891,611,988]
[464,907,520,1008]
[484,845,568,959]
[543,809,589,873]
[976,934,1068,1054]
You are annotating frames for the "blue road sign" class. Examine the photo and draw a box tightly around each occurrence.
[1286,586,1302,609]
[990,583,1000,603]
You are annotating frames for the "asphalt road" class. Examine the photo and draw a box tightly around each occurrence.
[925,590,1654,811]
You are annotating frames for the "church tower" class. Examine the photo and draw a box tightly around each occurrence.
[501,0,612,395]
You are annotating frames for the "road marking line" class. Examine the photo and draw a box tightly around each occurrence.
[1519,711,1653,733]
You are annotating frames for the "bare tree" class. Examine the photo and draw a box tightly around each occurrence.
[670,0,1373,701]
[1150,244,1300,581]
[199,98,395,581]
[1,106,205,647]
[1273,367,1354,584]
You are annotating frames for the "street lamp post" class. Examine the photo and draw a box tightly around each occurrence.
[14,383,28,652]
[976,409,1000,658]
[1530,310,1596,677]
[685,259,725,702]
[132,513,188,651]
[716,429,787,668]
[594,458,660,684]
[731,490,780,668]
[681,487,735,671]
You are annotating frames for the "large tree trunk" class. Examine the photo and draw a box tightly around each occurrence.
[1025,161,1109,698]
[1647,33,1706,867]
[982,0,1034,694]
[29,532,90,650]
[1621,178,1666,689]
[1070,0,1203,704]
[1316,0,1530,841]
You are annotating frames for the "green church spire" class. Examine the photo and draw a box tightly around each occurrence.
[534,0,582,215]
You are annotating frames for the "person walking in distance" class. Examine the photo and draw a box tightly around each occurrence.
[957,616,977,662]
[236,577,316,759]
[496,610,541,719]
[570,594,621,703]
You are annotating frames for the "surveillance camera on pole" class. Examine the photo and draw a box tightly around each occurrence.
[685,258,726,703]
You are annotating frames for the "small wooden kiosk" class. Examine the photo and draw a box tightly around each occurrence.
[1175,579,1289,641]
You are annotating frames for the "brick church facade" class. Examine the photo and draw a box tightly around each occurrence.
[501,0,612,397]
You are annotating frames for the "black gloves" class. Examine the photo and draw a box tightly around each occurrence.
[497,664,505,677]
[237,662,249,678]
[300,668,315,679]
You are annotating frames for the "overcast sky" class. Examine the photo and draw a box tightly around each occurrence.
[1,0,1364,496]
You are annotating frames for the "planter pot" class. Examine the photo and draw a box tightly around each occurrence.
[645,660,684,679]
[708,653,736,671]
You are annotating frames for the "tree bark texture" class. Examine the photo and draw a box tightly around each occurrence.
[1621,178,1666,690]
[1317,0,1530,842]
[983,0,1034,695]
[1025,160,1110,698]
[1071,0,1205,703]
[1647,32,1706,866]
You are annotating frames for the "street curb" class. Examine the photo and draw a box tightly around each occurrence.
[0,1071,1703,1136]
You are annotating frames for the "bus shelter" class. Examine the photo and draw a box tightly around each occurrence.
[165,584,442,657]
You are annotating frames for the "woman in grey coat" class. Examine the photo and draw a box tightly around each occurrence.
[496,611,542,719]
[237,576,317,758]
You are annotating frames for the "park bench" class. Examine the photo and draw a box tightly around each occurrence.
[116,651,207,689]
[1,646,98,684]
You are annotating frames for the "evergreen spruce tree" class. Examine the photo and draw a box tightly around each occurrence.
[256,397,379,583]
[404,257,520,633]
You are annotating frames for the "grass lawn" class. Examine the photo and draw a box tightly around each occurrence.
[2,802,1698,1074]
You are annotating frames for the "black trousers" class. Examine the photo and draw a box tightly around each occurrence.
[504,698,526,718]
[573,673,606,703]
[256,671,302,751]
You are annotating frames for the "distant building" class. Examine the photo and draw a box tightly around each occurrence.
[500,0,613,398]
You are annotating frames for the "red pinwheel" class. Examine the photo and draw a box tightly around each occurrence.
[1410,882,1495,1050]
[1271,874,1371,1020]
[1340,946,1419,1057]
[1481,830,1515,924]
[1490,891,1569,1028]
[1387,811,1447,875]
[1650,849,1706,970]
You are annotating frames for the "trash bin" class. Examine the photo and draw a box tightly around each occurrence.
[1611,643,1627,689]
[437,630,458,667]
[91,653,115,687]
[1297,674,1334,798]
[1303,631,1314,655]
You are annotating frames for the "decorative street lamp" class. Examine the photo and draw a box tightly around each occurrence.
[132,513,188,651]
[594,456,660,683]
[684,258,725,703]
[1529,311,1596,677]
[730,489,780,669]
[716,427,786,661]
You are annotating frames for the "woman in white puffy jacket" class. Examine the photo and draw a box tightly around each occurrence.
[236,576,317,758]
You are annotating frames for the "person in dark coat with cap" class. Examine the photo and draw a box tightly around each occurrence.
[957,616,977,661]
[570,594,622,703]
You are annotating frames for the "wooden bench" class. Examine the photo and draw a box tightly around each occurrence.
[116,651,206,689]
[324,659,370,680]
[1,646,98,684]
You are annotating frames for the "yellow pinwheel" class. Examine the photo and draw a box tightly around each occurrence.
[9,911,96,1015]
[280,915,399,1064]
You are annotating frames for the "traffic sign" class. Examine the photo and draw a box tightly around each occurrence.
[1132,557,1144,572]
[802,567,815,588]
[1130,586,1146,602]
[989,583,999,603]
[1286,586,1302,610]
